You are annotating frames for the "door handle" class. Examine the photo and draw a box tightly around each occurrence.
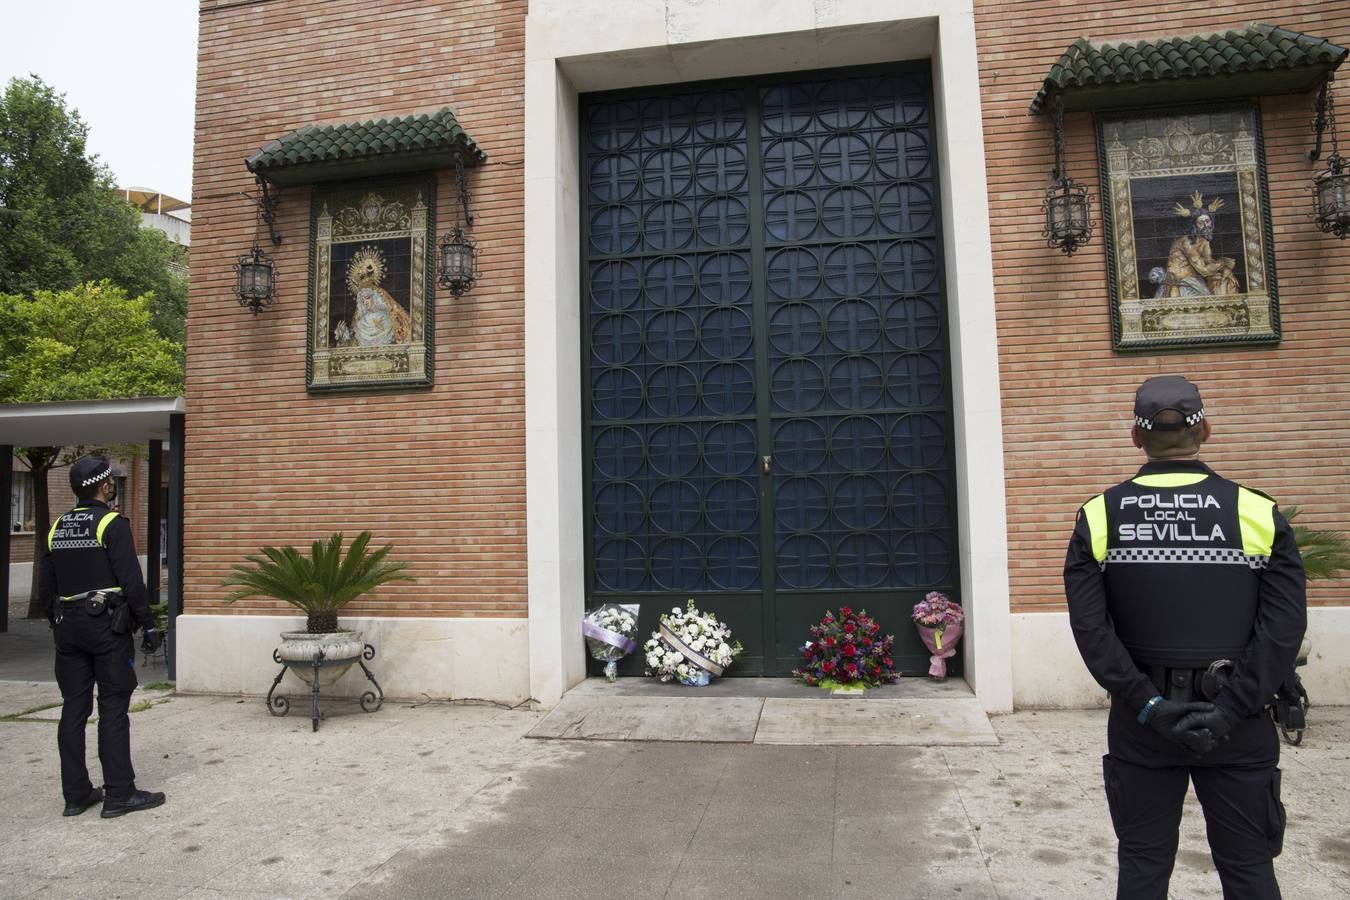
[761,454,772,475]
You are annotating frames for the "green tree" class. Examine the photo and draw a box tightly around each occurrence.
[0,282,184,618]
[0,75,186,343]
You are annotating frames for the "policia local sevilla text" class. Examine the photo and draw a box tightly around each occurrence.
[1117,492,1226,542]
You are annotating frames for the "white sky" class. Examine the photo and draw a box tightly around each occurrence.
[1,0,198,201]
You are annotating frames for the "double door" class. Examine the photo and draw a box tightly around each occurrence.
[582,64,958,675]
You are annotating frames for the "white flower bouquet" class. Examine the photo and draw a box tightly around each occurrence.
[582,602,640,682]
[643,599,743,686]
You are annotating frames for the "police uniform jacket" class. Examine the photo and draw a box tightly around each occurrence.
[1064,458,1306,720]
[38,499,151,631]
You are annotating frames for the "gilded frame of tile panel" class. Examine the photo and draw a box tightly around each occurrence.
[1096,102,1280,351]
[306,176,436,391]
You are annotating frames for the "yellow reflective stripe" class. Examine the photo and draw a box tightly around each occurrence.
[1083,494,1107,563]
[1132,473,1209,487]
[95,511,120,545]
[1238,487,1276,557]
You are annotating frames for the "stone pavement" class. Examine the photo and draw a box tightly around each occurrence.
[0,683,1348,899]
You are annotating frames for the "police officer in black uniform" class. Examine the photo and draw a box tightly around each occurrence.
[39,456,166,818]
[1064,376,1305,899]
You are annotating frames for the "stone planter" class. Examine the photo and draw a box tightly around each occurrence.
[266,630,384,731]
[275,630,366,687]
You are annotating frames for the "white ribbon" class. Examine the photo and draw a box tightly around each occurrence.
[659,622,724,677]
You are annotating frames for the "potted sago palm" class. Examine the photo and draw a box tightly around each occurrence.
[222,531,414,688]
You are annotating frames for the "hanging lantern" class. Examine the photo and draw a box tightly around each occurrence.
[1043,176,1093,255]
[234,246,276,314]
[1311,77,1350,239]
[1314,154,1350,238]
[437,154,479,297]
[230,176,282,314]
[437,225,478,297]
[1041,92,1093,255]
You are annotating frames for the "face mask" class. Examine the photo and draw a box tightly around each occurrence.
[106,481,117,504]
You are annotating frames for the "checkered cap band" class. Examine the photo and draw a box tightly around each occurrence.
[79,463,112,487]
[1134,407,1204,431]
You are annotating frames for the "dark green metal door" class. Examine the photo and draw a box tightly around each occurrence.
[582,64,958,676]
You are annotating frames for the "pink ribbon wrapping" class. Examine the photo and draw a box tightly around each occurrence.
[915,622,963,679]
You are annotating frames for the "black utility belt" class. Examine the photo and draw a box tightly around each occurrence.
[56,589,133,634]
[1149,659,1234,704]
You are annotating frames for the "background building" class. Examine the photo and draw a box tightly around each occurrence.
[122,186,192,251]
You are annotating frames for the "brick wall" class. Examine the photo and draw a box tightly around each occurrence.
[974,1,1350,611]
[189,0,527,618]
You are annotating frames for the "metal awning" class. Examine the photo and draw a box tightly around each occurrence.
[0,397,185,445]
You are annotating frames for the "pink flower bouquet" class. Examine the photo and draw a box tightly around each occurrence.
[911,591,965,680]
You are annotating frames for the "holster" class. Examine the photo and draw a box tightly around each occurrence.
[1149,659,1233,703]
[109,594,131,635]
[1270,672,1306,729]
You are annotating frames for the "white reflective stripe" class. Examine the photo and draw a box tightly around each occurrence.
[59,587,123,601]
[50,539,104,549]
[1104,547,1268,569]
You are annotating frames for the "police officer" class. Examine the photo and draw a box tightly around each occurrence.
[1064,376,1305,899]
[39,456,166,818]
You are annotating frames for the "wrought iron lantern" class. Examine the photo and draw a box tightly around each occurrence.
[1312,78,1350,239]
[1314,156,1350,237]
[437,155,478,297]
[437,225,478,297]
[233,176,283,313]
[234,246,276,314]
[1041,93,1093,255]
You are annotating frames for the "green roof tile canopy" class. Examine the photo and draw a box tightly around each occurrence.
[1031,23,1347,114]
[246,106,486,186]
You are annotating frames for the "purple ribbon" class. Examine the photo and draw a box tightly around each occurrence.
[582,620,637,654]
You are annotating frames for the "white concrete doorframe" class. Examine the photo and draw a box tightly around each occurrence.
[524,0,1013,712]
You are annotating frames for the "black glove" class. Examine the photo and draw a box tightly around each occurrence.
[1174,704,1237,755]
[141,627,158,652]
[1143,698,1213,744]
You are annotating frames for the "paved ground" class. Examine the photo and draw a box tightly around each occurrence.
[1,674,1348,899]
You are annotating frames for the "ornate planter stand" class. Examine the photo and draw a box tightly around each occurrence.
[266,634,384,732]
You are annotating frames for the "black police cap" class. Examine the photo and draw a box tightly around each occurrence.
[1134,375,1205,432]
[69,456,113,491]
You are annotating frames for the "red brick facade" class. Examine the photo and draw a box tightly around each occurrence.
[188,0,1348,627]
[975,0,1350,612]
[189,0,528,618]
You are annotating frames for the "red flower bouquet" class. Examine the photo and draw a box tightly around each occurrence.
[794,606,898,690]
[912,591,965,680]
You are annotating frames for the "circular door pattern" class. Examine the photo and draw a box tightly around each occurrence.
[584,73,955,665]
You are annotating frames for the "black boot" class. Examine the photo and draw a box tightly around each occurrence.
[62,787,103,817]
[101,789,166,818]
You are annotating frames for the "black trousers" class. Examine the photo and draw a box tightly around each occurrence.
[53,605,138,803]
[1104,698,1285,900]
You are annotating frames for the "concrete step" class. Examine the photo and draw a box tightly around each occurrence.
[527,676,999,746]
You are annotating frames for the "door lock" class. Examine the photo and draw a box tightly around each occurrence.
[761,454,772,475]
